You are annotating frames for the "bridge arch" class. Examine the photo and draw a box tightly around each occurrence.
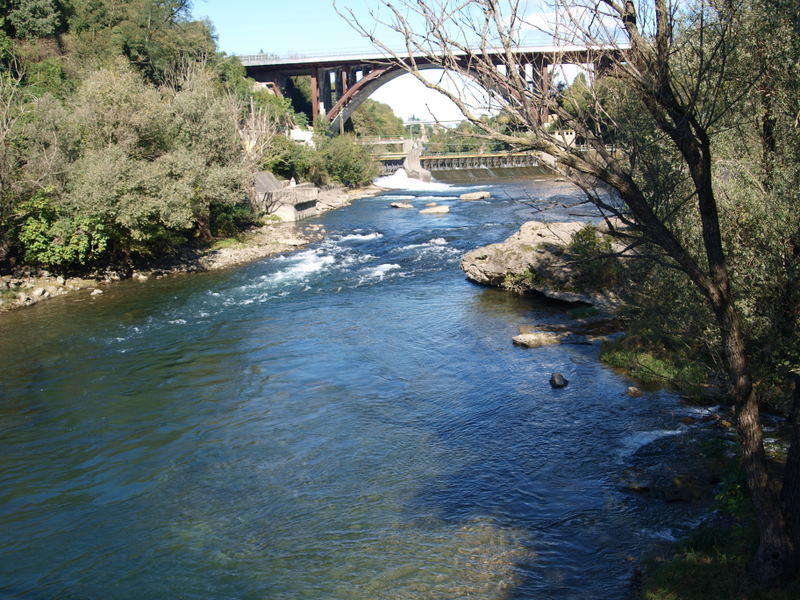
[241,46,627,134]
[326,63,499,133]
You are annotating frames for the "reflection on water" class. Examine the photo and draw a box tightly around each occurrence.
[0,177,703,599]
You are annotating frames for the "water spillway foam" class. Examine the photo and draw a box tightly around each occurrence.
[374,168,457,192]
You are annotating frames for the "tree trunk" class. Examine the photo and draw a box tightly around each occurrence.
[780,372,800,570]
[717,300,798,585]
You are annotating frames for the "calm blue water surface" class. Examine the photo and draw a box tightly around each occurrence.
[1,176,700,599]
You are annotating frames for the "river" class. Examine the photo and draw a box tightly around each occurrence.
[1,173,704,599]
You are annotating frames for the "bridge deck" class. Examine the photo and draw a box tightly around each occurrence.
[238,44,606,68]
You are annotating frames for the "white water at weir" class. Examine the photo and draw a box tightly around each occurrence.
[374,168,463,192]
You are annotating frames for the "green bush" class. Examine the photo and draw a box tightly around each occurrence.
[210,201,254,238]
[263,135,321,181]
[318,134,378,188]
[17,191,111,270]
[600,329,708,391]
[25,58,72,97]
[566,224,622,290]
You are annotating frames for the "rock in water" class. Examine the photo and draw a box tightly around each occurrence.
[627,386,643,397]
[419,205,450,214]
[390,202,413,209]
[512,332,561,348]
[550,372,569,388]
[459,191,491,201]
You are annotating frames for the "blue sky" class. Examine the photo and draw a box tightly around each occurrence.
[190,1,565,122]
[191,0,395,57]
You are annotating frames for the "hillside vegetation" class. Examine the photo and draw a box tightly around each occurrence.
[0,0,377,273]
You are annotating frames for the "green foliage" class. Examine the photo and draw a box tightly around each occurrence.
[600,330,708,392]
[566,225,622,290]
[17,190,111,269]
[640,438,800,600]
[318,134,378,188]
[0,0,303,272]
[350,99,404,137]
[639,521,800,600]
[7,0,62,39]
[24,57,71,97]
[261,134,321,182]
[114,1,215,85]
[213,54,252,98]
[210,201,254,238]
[426,116,511,154]
[501,269,538,292]
[284,75,312,123]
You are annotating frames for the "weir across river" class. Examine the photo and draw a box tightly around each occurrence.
[377,151,541,175]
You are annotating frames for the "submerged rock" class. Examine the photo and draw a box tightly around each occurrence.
[620,433,722,503]
[550,372,569,388]
[627,386,643,397]
[390,202,414,209]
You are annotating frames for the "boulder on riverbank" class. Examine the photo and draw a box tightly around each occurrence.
[460,219,624,312]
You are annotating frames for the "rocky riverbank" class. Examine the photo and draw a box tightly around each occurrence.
[0,183,385,313]
[460,218,625,315]
[457,216,779,598]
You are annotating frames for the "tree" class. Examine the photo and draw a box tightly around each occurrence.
[7,0,62,39]
[350,98,405,137]
[338,0,800,586]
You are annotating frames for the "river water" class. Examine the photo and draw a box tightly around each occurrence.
[1,173,703,599]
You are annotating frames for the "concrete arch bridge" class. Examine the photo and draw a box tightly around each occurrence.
[240,45,624,132]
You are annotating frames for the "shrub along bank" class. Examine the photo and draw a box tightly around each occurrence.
[0,0,378,277]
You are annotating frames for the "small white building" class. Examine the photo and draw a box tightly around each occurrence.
[289,128,315,148]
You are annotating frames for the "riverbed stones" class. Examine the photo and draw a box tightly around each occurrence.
[32,287,47,297]
[390,202,414,209]
[90,288,103,296]
[420,205,450,214]
[627,386,643,397]
[550,372,569,388]
[278,237,308,246]
[512,332,561,348]
[460,191,491,201]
